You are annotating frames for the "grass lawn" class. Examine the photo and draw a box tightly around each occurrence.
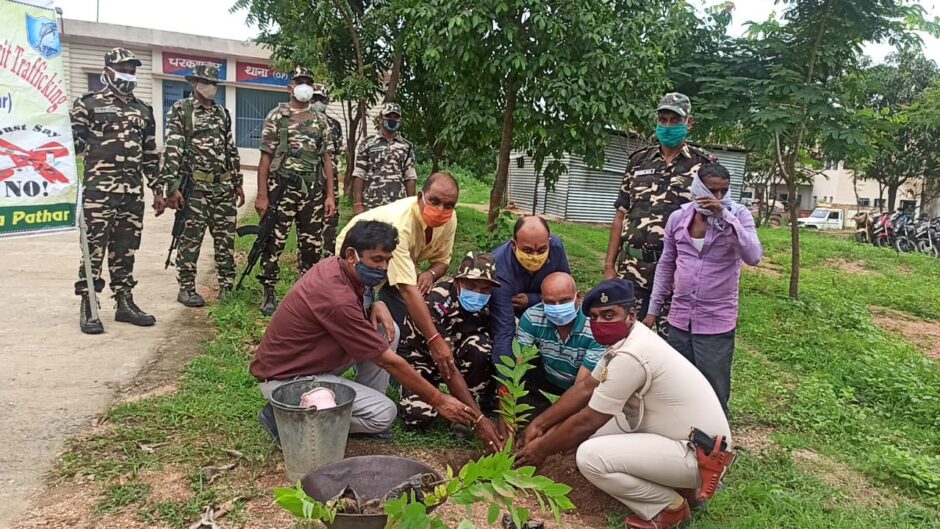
[49,198,940,529]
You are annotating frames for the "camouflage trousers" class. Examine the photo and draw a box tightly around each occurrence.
[175,189,237,291]
[75,190,143,297]
[257,172,326,288]
[396,327,494,427]
[317,173,340,259]
[616,246,671,337]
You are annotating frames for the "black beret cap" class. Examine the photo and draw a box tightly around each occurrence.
[582,279,636,315]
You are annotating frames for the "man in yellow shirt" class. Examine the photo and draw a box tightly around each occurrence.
[337,172,503,450]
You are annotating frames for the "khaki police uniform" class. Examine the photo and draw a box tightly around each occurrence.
[575,322,730,520]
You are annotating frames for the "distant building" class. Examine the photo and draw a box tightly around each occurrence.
[60,18,376,168]
[507,131,747,224]
[748,160,939,217]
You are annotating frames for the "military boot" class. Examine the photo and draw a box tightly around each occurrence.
[79,293,104,335]
[177,288,205,307]
[114,292,156,326]
[260,287,278,316]
[218,285,233,303]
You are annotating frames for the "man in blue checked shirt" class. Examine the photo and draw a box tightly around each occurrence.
[502,272,604,435]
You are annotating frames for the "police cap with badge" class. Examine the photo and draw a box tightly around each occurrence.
[582,279,636,315]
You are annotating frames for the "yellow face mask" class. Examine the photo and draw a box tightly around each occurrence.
[514,245,549,272]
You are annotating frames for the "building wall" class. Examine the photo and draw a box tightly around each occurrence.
[60,19,379,172]
[508,133,748,224]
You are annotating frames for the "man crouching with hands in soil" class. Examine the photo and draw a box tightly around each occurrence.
[250,220,482,447]
[515,279,731,529]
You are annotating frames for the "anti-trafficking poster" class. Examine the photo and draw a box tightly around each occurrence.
[0,0,78,237]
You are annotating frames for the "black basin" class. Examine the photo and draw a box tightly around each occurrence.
[301,455,442,529]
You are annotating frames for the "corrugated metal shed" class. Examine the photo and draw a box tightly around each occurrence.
[508,131,748,224]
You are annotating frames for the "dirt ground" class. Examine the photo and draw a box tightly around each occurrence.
[869,306,940,359]
[822,258,879,276]
[0,177,257,529]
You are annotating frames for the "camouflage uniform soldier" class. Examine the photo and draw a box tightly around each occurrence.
[72,48,163,334]
[162,64,244,307]
[396,252,500,427]
[352,102,417,214]
[310,83,343,259]
[253,67,336,316]
[604,93,714,328]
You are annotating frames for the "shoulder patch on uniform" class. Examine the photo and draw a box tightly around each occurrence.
[689,145,716,162]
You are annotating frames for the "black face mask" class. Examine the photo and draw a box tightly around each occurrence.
[383,119,401,132]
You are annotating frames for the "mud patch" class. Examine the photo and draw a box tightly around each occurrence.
[138,467,192,503]
[792,449,897,509]
[734,427,776,455]
[870,306,940,359]
[823,258,879,276]
[748,261,784,279]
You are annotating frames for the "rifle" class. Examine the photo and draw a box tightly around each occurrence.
[164,99,197,269]
[164,172,195,269]
[235,183,282,290]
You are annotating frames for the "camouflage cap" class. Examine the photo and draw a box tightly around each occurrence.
[454,251,501,287]
[311,83,329,99]
[657,92,692,118]
[104,47,141,67]
[185,64,220,84]
[381,102,402,117]
[291,67,314,82]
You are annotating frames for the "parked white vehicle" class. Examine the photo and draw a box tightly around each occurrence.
[798,208,847,230]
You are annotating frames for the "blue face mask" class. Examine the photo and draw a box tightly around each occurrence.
[458,288,491,313]
[383,118,401,132]
[656,123,688,148]
[354,251,387,287]
[544,301,578,326]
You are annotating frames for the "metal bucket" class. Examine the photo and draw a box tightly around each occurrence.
[301,455,442,529]
[270,379,356,482]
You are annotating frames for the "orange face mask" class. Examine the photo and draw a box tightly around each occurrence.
[421,196,453,228]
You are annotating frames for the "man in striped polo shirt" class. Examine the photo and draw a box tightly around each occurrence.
[513,272,605,418]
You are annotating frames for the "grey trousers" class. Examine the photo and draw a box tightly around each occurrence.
[258,323,400,434]
[667,324,735,416]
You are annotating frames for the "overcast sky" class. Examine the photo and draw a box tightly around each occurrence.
[55,0,940,65]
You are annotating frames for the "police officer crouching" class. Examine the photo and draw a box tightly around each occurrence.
[515,279,733,529]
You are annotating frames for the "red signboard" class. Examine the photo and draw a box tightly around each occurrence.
[162,52,226,79]
[235,61,290,87]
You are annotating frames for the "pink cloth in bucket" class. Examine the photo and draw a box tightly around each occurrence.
[299,387,337,409]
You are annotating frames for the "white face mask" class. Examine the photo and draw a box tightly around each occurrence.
[103,67,137,95]
[109,68,136,83]
[195,82,218,100]
[293,84,314,103]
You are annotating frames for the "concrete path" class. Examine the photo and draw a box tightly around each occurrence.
[0,175,257,528]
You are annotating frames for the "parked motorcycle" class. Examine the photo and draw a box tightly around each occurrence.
[892,211,917,253]
[871,212,895,248]
[915,217,940,258]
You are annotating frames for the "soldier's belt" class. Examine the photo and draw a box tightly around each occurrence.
[192,170,232,183]
[625,245,663,262]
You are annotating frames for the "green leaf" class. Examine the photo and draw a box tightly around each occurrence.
[487,502,501,525]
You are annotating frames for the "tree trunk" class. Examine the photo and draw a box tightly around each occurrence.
[431,142,444,173]
[343,100,362,197]
[384,48,403,103]
[787,179,801,300]
[487,79,518,231]
[887,185,898,212]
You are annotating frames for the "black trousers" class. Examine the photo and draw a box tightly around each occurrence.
[667,324,736,417]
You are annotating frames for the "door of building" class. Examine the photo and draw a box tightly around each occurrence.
[235,87,290,149]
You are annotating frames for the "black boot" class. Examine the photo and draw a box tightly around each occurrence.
[79,293,104,335]
[260,287,278,316]
[114,292,156,326]
[177,288,205,307]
